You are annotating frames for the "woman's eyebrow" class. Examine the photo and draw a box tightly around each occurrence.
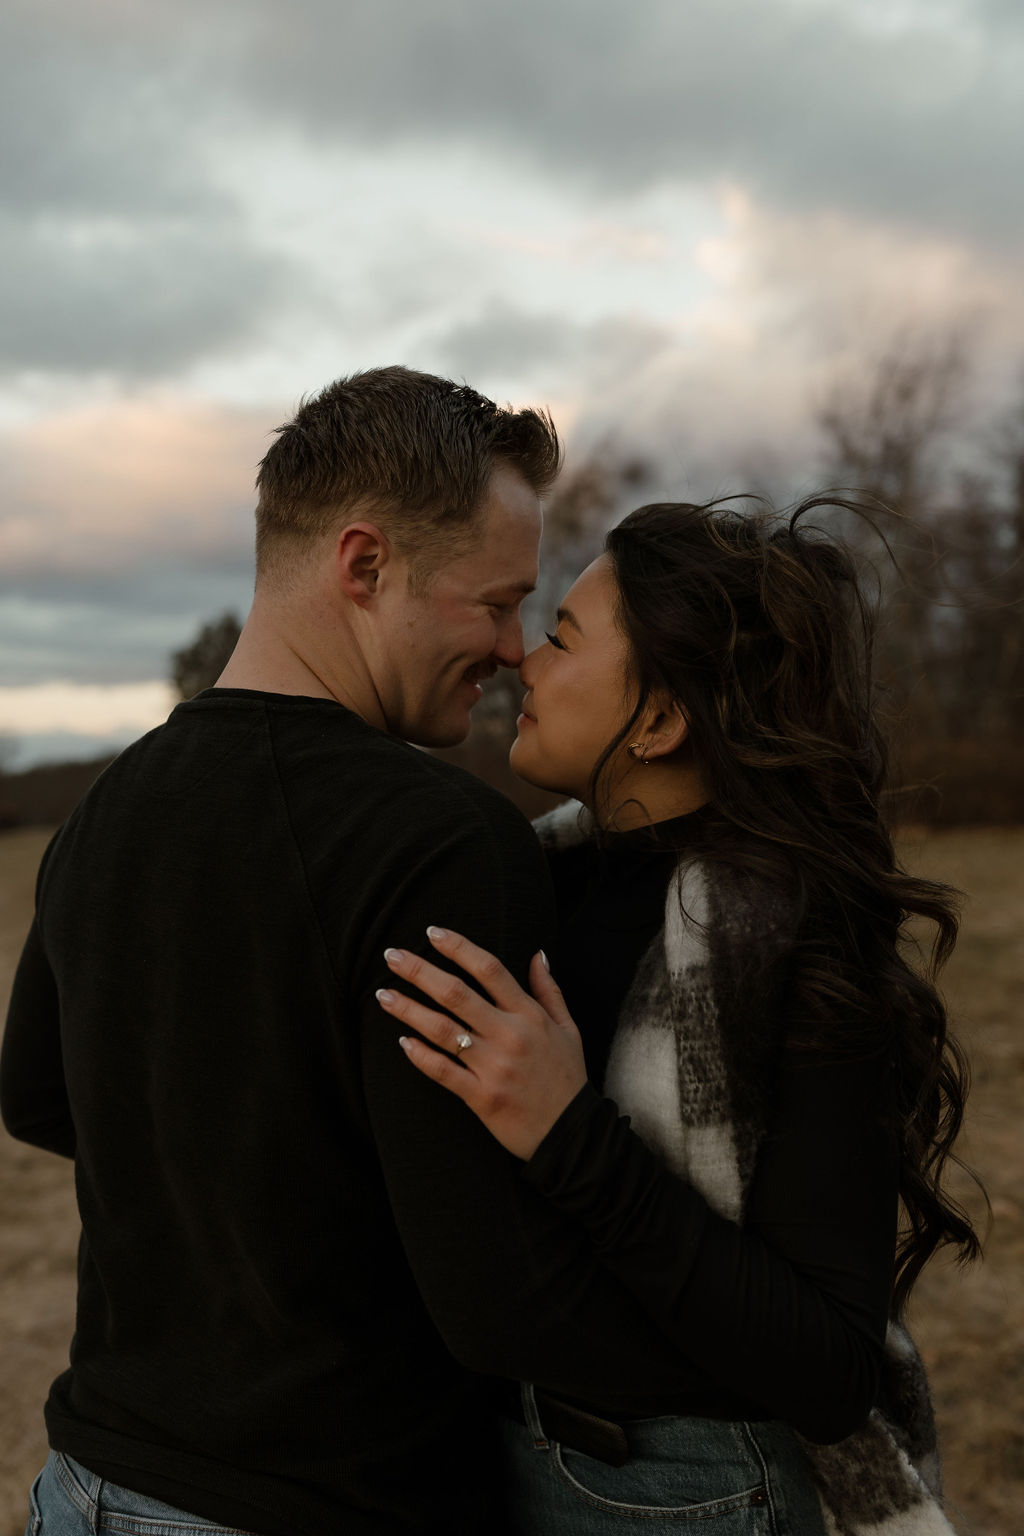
[556,605,583,635]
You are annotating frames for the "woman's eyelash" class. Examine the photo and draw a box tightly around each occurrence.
[544,630,566,651]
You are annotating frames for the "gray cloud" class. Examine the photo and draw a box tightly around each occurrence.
[0,215,289,377]
[211,0,1024,248]
[4,0,1021,383]
[433,304,584,378]
[429,300,674,391]
[10,0,1022,724]
[975,0,1024,27]
[0,563,254,689]
[1,3,226,221]
[0,2,296,377]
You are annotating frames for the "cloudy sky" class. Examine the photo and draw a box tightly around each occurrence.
[1,0,1022,766]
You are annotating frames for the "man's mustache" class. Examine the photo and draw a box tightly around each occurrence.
[463,664,498,685]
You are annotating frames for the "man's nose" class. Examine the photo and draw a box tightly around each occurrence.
[492,614,526,671]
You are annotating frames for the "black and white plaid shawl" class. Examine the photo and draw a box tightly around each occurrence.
[535,801,955,1536]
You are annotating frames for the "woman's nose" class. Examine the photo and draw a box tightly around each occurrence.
[518,643,544,689]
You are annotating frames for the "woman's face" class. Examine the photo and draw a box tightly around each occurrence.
[510,554,635,802]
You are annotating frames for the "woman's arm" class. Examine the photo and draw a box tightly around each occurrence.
[524,1053,896,1443]
[380,928,896,1444]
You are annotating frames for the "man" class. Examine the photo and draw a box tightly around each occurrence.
[2,368,689,1536]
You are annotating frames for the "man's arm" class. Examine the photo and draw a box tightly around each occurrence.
[1,915,76,1158]
[327,780,705,1409]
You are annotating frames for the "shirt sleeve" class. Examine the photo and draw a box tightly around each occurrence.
[523,1046,898,1444]
[339,786,721,1408]
[1,831,76,1157]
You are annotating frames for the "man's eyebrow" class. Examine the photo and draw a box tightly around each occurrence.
[556,605,583,634]
[482,581,536,599]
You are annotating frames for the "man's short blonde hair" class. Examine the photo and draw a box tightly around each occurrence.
[254,366,561,589]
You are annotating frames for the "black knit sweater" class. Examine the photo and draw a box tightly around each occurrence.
[0,692,712,1536]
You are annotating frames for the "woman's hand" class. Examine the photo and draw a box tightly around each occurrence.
[376,927,587,1160]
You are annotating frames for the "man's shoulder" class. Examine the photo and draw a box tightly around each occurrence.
[399,747,533,836]
[374,745,543,863]
[281,726,554,960]
[275,711,540,857]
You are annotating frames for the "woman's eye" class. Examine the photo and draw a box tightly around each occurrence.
[544,630,566,651]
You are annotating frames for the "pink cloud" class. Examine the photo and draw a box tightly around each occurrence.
[0,397,280,574]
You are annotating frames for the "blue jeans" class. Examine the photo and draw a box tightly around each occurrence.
[26,1453,253,1536]
[500,1384,828,1535]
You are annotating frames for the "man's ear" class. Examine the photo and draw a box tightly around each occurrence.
[335,523,392,607]
[642,696,690,761]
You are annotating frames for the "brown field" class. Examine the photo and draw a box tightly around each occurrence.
[1,825,1021,1535]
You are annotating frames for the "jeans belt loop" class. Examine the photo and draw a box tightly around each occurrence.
[520,1381,551,1451]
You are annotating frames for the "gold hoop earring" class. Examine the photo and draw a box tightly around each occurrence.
[627,742,651,766]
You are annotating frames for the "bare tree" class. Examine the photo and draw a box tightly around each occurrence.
[0,734,18,829]
[950,388,1024,742]
[170,613,242,701]
[817,331,1024,820]
[818,329,969,516]
[529,450,652,641]
[816,331,974,748]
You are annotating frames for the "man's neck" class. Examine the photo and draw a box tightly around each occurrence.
[214,599,372,719]
[216,646,336,702]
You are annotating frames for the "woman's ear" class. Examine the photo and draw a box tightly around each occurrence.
[642,696,690,761]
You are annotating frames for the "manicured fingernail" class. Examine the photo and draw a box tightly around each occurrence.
[376,988,395,1006]
[426,926,448,942]
[398,1036,411,1050]
[539,949,550,971]
[384,948,405,965]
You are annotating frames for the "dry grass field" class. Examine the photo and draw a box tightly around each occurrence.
[1,824,1021,1535]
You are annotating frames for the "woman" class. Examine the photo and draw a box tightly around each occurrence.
[376,498,981,1534]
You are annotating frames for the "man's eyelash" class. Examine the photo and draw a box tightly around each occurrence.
[545,630,566,651]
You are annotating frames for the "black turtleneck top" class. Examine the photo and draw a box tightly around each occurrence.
[521,808,899,1440]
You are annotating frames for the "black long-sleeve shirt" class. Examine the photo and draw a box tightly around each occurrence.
[0,691,704,1536]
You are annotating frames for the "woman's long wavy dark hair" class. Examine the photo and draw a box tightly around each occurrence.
[595,495,983,1316]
